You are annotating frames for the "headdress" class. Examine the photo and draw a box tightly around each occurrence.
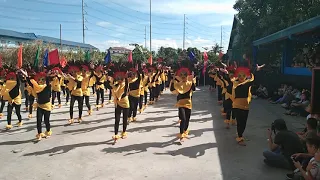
[234,67,250,77]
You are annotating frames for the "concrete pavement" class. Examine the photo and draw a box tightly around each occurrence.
[0,88,305,180]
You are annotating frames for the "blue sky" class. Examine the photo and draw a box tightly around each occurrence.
[0,0,236,51]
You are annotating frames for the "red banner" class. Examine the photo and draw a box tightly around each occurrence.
[49,49,60,65]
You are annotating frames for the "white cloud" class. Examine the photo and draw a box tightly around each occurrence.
[96,21,111,28]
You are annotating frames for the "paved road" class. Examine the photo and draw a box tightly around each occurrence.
[0,88,304,180]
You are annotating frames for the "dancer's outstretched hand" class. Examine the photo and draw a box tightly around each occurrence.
[256,64,265,71]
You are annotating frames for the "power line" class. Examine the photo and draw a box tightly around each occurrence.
[86,21,145,39]
[0,14,81,24]
[21,0,81,7]
[91,0,148,22]
[0,25,81,31]
[0,5,80,15]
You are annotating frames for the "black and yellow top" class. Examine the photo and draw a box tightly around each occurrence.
[25,83,37,98]
[82,71,94,96]
[27,77,52,111]
[214,73,223,87]
[2,75,22,105]
[224,75,235,101]
[61,77,66,87]
[128,73,141,98]
[51,75,62,92]
[148,72,156,88]
[111,78,129,108]
[140,73,149,95]
[232,74,254,110]
[93,72,107,90]
[219,74,228,94]
[154,70,162,85]
[0,80,4,97]
[172,76,196,109]
[67,75,83,96]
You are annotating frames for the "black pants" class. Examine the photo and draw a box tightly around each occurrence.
[160,82,165,92]
[0,99,6,113]
[217,85,222,101]
[83,95,91,111]
[108,89,112,100]
[36,107,50,134]
[61,86,66,96]
[96,88,104,105]
[7,103,22,125]
[144,91,148,105]
[24,90,29,108]
[114,105,129,135]
[139,95,144,110]
[149,87,154,102]
[234,108,249,138]
[213,81,216,89]
[154,85,160,98]
[129,95,139,118]
[179,107,191,134]
[65,88,70,103]
[224,99,233,120]
[29,95,35,115]
[52,91,61,105]
[92,86,96,94]
[70,95,84,119]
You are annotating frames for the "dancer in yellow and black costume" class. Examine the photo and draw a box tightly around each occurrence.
[127,64,141,122]
[138,65,149,113]
[147,64,156,104]
[170,60,196,143]
[24,69,37,119]
[81,63,94,116]
[232,64,265,146]
[222,66,236,129]
[3,68,23,130]
[0,68,7,119]
[20,69,53,141]
[92,65,107,110]
[65,62,84,124]
[109,63,129,143]
[50,66,63,109]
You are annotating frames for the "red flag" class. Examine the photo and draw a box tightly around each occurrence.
[202,61,207,76]
[17,45,23,68]
[148,54,153,64]
[203,51,208,62]
[60,56,67,68]
[0,54,2,68]
[49,49,60,65]
[128,51,133,63]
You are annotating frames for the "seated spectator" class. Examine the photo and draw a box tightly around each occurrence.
[285,91,310,117]
[256,84,269,98]
[263,119,304,170]
[287,133,320,180]
[297,118,318,142]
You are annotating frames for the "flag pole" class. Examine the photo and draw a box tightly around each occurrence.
[60,24,62,54]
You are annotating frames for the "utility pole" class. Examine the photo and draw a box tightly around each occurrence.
[82,0,85,43]
[60,24,62,53]
[183,14,185,50]
[149,0,152,52]
[144,26,147,48]
[220,25,222,51]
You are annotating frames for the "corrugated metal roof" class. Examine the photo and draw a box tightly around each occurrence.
[0,28,97,49]
[0,29,36,40]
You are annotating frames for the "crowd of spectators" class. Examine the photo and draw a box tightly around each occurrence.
[291,45,320,68]
[251,82,320,179]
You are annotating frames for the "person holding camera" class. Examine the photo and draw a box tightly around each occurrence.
[287,133,320,180]
[263,119,304,170]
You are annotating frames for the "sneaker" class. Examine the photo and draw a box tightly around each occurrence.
[45,130,52,137]
[68,119,74,125]
[16,122,23,127]
[28,114,32,119]
[6,125,12,130]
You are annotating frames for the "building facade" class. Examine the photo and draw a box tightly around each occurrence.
[0,28,97,51]
[110,47,131,56]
